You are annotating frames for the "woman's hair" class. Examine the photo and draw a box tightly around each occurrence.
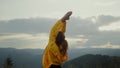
[55,31,68,55]
[60,40,68,55]
[55,31,65,46]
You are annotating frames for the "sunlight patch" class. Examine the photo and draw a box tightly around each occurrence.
[99,21,120,31]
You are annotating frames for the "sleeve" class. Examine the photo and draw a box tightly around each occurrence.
[50,40,68,62]
[57,47,68,62]
[48,20,67,63]
[49,20,66,42]
[49,43,68,62]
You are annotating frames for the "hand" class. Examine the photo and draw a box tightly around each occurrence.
[61,11,72,22]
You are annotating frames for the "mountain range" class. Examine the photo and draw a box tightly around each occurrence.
[63,54,120,68]
[0,48,120,68]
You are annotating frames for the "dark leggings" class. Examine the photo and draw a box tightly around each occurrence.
[49,65,61,68]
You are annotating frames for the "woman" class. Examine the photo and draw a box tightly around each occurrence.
[42,11,72,68]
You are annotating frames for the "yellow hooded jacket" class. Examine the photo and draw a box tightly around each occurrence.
[42,20,68,68]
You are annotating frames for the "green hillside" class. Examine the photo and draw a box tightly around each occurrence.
[63,54,120,68]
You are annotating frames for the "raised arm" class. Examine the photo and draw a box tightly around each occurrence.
[49,11,72,42]
[49,11,72,62]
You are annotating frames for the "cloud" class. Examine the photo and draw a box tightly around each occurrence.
[0,33,33,41]
[0,33,48,42]
[98,21,120,31]
[0,18,57,33]
[96,15,120,26]
[91,42,120,49]
[0,33,49,49]
[66,37,88,45]
[0,15,120,49]
[65,35,89,48]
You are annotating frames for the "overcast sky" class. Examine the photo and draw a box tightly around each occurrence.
[0,0,120,20]
[0,0,120,49]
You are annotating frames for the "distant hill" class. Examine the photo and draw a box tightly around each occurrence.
[63,54,120,68]
[0,48,43,68]
[0,48,120,68]
[68,48,120,59]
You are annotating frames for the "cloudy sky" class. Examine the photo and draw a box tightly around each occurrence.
[0,0,120,49]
